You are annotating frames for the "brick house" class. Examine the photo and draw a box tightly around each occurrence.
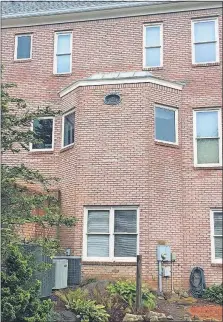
[1,1,222,290]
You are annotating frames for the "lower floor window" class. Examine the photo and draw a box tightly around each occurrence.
[84,207,138,261]
[211,209,222,263]
[31,117,54,151]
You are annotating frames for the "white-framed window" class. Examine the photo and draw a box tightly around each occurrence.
[54,31,72,74]
[155,105,178,144]
[210,209,222,264]
[83,207,139,262]
[30,117,55,151]
[193,109,222,167]
[192,18,219,64]
[143,24,163,68]
[14,34,32,60]
[62,110,75,148]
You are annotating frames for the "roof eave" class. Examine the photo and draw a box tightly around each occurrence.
[2,1,221,29]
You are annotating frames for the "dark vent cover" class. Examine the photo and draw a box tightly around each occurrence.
[104,93,121,105]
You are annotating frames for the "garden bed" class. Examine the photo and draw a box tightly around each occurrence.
[52,281,223,322]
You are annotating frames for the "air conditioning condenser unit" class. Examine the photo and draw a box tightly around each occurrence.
[52,259,68,289]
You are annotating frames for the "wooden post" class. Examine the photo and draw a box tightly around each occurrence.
[136,255,142,312]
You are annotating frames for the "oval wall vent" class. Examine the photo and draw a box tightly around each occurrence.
[104,93,121,105]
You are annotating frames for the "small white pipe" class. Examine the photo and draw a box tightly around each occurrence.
[158,261,162,294]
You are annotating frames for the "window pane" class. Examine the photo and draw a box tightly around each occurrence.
[146,26,160,46]
[32,119,53,150]
[195,43,216,63]
[87,235,109,257]
[57,34,71,54]
[64,112,75,146]
[196,111,218,138]
[194,21,215,43]
[214,237,222,259]
[155,107,176,143]
[114,235,137,257]
[114,210,137,233]
[197,138,219,164]
[17,35,31,59]
[88,210,109,233]
[145,47,161,67]
[214,213,223,235]
[57,55,71,73]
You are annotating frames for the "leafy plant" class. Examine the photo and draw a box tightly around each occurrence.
[91,285,127,322]
[55,288,89,306]
[203,284,223,305]
[1,245,55,322]
[1,77,76,321]
[107,280,156,311]
[56,288,109,322]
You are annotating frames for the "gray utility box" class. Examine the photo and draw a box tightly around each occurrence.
[22,244,55,298]
[157,245,171,261]
[54,256,81,285]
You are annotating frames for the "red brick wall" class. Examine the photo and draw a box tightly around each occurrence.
[1,6,222,289]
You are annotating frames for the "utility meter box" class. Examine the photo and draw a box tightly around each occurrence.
[162,266,171,277]
[157,245,171,261]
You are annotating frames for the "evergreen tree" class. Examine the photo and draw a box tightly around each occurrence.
[1,79,76,321]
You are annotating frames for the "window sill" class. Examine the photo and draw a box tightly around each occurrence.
[211,263,222,267]
[53,73,72,77]
[82,261,136,266]
[155,141,180,149]
[28,150,54,155]
[143,67,163,71]
[192,62,220,68]
[193,166,222,170]
[14,59,32,63]
[60,144,74,153]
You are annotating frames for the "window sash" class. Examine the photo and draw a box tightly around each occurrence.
[154,105,178,144]
[15,34,32,60]
[54,32,72,74]
[143,24,163,68]
[84,207,138,261]
[62,111,75,147]
[211,210,223,263]
[192,19,218,64]
[30,117,54,151]
[194,109,222,166]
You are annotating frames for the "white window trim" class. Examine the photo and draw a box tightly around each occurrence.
[193,108,222,167]
[143,23,163,68]
[154,104,179,145]
[191,17,219,65]
[210,209,222,264]
[53,31,72,75]
[29,116,55,152]
[61,109,75,148]
[14,33,33,61]
[83,206,139,262]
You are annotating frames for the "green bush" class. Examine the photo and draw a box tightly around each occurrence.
[203,284,223,305]
[56,288,109,322]
[1,245,55,322]
[91,284,127,322]
[107,280,156,310]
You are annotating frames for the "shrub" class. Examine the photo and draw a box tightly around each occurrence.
[203,284,223,305]
[55,288,89,306]
[56,288,109,322]
[107,280,156,311]
[91,284,128,322]
[1,245,55,322]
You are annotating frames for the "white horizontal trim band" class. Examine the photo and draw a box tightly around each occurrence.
[59,76,184,97]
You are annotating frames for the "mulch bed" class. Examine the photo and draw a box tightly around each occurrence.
[187,304,223,321]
